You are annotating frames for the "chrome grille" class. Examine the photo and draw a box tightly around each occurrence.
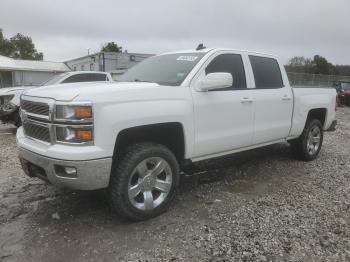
[23,121,50,143]
[21,100,49,116]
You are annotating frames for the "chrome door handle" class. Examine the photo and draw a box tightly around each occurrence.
[282,95,291,101]
[241,97,254,103]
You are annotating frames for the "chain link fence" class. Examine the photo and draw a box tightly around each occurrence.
[287,72,350,87]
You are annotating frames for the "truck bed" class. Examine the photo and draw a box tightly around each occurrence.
[289,87,337,137]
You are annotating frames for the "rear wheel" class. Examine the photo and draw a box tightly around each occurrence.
[109,142,179,221]
[290,119,323,161]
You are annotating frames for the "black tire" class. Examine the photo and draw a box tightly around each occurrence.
[290,119,323,161]
[14,115,22,127]
[109,142,180,221]
[11,110,21,127]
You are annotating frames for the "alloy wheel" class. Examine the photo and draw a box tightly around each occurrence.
[127,157,173,211]
[306,125,321,155]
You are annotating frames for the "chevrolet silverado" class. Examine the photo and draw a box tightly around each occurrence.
[17,48,337,220]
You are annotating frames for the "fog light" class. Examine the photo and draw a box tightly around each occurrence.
[54,165,77,178]
[64,167,77,176]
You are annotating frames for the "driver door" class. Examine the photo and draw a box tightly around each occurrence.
[191,52,255,158]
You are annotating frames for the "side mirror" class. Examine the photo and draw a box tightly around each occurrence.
[197,73,233,92]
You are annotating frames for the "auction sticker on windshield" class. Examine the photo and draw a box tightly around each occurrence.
[177,56,198,62]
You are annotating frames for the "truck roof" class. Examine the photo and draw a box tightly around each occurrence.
[161,48,279,59]
[67,71,109,75]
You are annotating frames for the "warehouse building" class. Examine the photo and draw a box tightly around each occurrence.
[0,51,153,88]
[0,55,70,88]
[65,51,153,80]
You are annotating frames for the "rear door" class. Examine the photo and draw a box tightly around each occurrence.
[191,51,255,158]
[248,55,293,144]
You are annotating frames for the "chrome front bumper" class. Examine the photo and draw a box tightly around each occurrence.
[18,147,112,190]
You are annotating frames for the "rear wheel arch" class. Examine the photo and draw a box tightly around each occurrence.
[305,108,327,129]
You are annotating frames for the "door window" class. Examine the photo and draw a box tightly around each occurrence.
[205,54,246,90]
[249,56,283,88]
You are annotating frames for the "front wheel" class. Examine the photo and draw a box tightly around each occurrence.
[109,142,179,221]
[290,119,323,161]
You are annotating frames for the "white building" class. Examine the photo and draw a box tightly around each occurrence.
[65,51,153,80]
[0,51,153,88]
[0,55,70,88]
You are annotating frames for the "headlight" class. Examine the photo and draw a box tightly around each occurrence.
[0,95,15,105]
[55,103,93,122]
[56,126,93,144]
[54,102,94,145]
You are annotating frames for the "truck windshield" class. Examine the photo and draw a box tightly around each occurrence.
[40,73,69,86]
[119,53,206,86]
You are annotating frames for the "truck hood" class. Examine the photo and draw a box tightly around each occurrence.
[22,81,162,101]
[0,86,36,106]
[0,86,31,96]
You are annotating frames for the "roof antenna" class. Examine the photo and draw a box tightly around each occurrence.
[196,43,206,51]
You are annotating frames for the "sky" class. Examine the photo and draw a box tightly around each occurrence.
[0,0,349,65]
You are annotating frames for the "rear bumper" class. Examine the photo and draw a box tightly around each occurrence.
[326,120,337,132]
[18,147,112,190]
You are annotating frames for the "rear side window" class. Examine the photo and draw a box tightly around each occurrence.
[89,74,107,81]
[249,56,283,88]
[205,54,246,90]
[62,74,107,83]
[62,74,90,83]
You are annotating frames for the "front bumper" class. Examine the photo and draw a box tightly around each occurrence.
[18,147,112,190]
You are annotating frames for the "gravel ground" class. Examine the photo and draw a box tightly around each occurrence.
[0,108,349,262]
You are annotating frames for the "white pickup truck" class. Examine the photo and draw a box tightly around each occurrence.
[0,71,113,126]
[17,48,337,220]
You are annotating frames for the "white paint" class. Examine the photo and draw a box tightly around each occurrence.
[197,73,232,92]
[17,48,337,165]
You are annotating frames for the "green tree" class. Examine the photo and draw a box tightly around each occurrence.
[101,42,122,52]
[334,65,350,76]
[311,55,334,75]
[0,29,43,60]
[10,33,43,60]
[288,56,312,67]
[0,29,15,57]
[286,55,336,75]
[287,56,313,73]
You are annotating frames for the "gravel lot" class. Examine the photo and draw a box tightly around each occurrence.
[1,108,349,262]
